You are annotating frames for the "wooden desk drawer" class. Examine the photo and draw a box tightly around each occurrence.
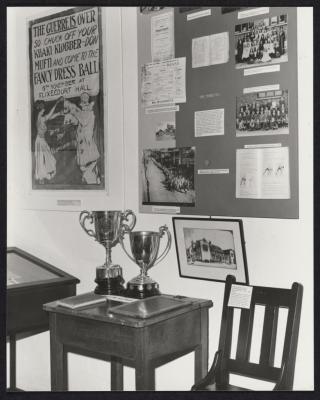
[55,314,136,359]
[147,309,201,358]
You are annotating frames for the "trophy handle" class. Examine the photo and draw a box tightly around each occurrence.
[154,225,172,266]
[119,228,137,264]
[121,209,136,231]
[79,210,96,239]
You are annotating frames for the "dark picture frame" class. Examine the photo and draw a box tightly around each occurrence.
[172,217,249,284]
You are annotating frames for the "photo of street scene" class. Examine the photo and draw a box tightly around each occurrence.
[142,147,195,206]
[236,89,289,137]
[235,14,288,69]
[183,227,237,269]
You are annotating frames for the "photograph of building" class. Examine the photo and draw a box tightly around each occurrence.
[184,228,237,269]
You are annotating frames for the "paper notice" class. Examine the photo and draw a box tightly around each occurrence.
[236,149,260,198]
[195,109,224,137]
[209,32,230,65]
[151,11,174,62]
[228,285,253,309]
[141,58,186,107]
[192,32,229,68]
[236,147,290,199]
[192,36,209,68]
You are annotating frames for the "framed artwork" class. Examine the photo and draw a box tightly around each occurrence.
[29,6,105,190]
[173,218,249,283]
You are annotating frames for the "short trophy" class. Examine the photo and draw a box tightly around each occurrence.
[119,225,171,299]
[79,210,136,295]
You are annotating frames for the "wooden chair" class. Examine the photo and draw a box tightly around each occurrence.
[192,275,303,391]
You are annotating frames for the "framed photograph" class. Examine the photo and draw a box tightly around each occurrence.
[173,218,249,283]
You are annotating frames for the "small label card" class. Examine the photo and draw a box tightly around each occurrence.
[57,199,81,206]
[244,64,280,76]
[228,284,253,309]
[146,105,179,114]
[245,143,282,149]
[238,7,269,20]
[198,169,229,175]
[152,206,181,214]
[187,9,211,21]
[243,84,280,94]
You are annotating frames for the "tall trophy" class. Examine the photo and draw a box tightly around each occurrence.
[119,225,171,299]
[79,210,136,295]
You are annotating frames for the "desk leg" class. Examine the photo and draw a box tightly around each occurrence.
[134,328,155,390]
[9,335,16,391]
[49,314,68,391]
[194,308,209,383]
[111,357,123,390]
[135,362,155,390]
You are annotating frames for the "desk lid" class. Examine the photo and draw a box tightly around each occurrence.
[7,247,80,289]
[108,295,192,319]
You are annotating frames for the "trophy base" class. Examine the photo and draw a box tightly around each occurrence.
[125,281,160,299]
[94,276,126,295]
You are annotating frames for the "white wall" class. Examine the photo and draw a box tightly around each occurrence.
[7,7,313,391]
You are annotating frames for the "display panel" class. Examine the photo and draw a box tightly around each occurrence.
[138,7,298,218]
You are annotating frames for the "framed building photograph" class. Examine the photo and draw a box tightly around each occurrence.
[173,218,249,283]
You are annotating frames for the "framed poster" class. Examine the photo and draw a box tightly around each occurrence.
[173,217,249,284]
[29,7,104,190]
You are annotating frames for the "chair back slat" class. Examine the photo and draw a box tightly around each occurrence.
[235,308,254,361]
[259,305,279,366]
[252,286,292,307]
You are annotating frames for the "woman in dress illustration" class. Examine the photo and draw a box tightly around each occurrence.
[63,93,100,184]
[34,99,62,184]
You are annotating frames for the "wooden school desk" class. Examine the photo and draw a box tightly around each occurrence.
[44,294,213,390]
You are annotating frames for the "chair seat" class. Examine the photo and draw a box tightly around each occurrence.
[202,382,251,391]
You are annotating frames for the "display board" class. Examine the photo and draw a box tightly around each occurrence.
[138,7,298,218]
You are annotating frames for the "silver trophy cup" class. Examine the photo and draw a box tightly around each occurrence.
[79,210,136,294]
[120,225,171,298]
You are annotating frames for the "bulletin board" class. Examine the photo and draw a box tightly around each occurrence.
[138,7,298,219]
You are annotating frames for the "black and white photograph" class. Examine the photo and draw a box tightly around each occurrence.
[142,147,195,206]
[235,14,288,69]
[155,121,176,141]
[173,218,249,283]
[184,227,237,269]
[236,89,289,137]
[29,7,105,189]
